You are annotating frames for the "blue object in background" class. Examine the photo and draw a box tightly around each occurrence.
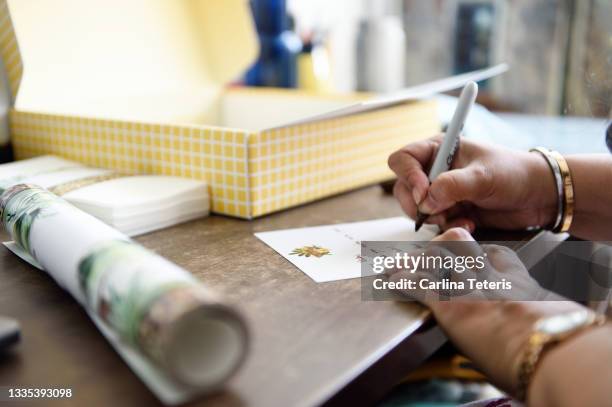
[453,2,495,89]
[244,0,302,88]
[607,122,612,154]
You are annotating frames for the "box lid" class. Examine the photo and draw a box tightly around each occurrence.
[0,0,258,122]
[277,64,509,128]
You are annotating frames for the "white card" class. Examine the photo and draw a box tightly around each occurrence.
[255,217,438,283]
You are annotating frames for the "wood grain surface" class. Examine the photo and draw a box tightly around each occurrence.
[0,186,548,407]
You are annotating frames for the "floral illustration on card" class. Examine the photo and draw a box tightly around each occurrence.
[289,245,331,258]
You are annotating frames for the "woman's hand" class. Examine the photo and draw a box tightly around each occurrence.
[388,228,588,395]
[388,136,559,232]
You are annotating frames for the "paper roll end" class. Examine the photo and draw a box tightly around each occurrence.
[164,306,248,389]
[139,286,249,390]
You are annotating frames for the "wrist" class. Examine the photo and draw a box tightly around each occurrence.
[528,322,612,406]
[513,308,605,402]
[526,151,559,228]
[485,302,551,392]
[493,302,587,393]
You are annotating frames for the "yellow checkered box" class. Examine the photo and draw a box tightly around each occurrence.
[0,0,440,219]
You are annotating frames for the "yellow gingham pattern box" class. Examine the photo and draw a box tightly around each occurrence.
[249,102,438,217]
[9,112,255,218]
[8,100,438,219]
[0,0,440,219]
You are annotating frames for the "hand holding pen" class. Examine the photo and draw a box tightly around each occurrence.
[387,83,562,234]
[414,82,478,231]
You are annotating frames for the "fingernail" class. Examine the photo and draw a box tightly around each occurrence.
[412,187,422,204]
[419,197,437,214]
[449,227,471,240]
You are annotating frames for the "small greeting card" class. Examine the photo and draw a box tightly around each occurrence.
[255,217,438,283]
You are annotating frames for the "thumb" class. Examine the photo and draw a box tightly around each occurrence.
[432,227,476,242]
[420,164,491,214]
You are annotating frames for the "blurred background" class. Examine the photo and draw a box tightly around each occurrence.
[244,0,611,118]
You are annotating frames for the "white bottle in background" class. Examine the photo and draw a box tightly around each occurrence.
[356,0,406,93]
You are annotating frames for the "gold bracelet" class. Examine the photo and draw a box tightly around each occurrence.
[549,151,574,233]
[515,313,607,402]
[530,148,564,231]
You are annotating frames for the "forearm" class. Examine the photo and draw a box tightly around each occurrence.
[528,323,612,406]
[566,155,612,240]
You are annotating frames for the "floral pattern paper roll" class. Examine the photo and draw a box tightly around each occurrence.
[0,184,248,392]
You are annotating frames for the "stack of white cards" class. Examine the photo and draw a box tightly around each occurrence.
[0,156,210,236]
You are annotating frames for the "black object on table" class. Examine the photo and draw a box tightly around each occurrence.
[0,316,20,351]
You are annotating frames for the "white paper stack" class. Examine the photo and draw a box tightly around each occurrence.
[0,156,209,236]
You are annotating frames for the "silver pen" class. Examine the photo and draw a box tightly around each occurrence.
[415,81,479,231]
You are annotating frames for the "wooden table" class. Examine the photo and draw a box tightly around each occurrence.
[0,186,559,407]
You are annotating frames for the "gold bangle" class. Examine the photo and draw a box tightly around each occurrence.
[530,148,564,231]
[549,151,574,233]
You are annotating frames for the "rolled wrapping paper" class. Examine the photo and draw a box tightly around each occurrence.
[0,184,248,391]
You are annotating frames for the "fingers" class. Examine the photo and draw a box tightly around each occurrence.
[425,204,476,232]
[432,227,475,242]
[480,244,548,300]
[482,245,523,272]
[432,228,483,259]
[420,164,492,215]
[388,270,440,308]
[389,136,494,223]
[442,218,476,234]
[426,201,479,233]
[388,136,441,204]
[393,180,418,219]
[393,181,476,230]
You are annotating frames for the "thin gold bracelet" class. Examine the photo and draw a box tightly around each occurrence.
[549,151,575,233]
[530,148,564,231]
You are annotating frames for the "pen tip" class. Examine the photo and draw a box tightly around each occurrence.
[414,214,426,232]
